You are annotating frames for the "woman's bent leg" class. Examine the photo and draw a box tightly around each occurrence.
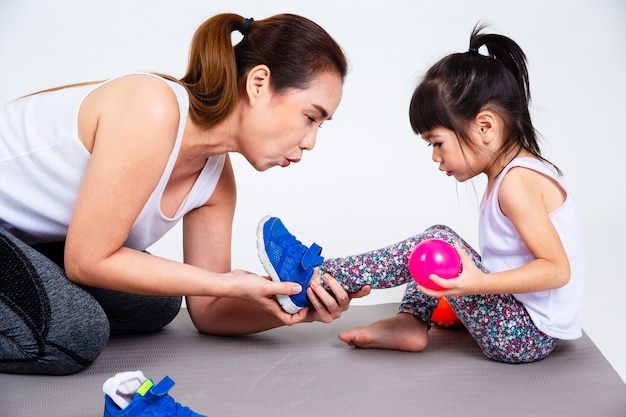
[82,287,182,335]
[33,240,182,335]
[0,230,109,375]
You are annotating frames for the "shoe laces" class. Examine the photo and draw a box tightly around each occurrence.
[280,234,307,258]
[282,235,324,267]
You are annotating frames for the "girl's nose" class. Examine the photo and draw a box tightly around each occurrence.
[431,149,442,163]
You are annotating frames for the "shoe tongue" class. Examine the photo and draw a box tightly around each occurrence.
[301,243,324,268]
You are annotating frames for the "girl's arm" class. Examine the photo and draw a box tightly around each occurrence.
[423,167,571,297]
[64,75,302,325]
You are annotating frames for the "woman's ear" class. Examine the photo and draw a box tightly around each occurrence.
[245,65,271,106]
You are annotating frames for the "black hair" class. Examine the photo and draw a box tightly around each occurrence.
[409,24,560,175]
[178,13,347,128]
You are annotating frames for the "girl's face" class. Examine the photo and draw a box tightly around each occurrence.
[421,126,488,182]
[240,70,343,171]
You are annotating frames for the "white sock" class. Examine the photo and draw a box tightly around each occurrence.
[102,370,147,409]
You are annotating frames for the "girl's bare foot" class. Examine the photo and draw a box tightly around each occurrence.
[338,313,429,352]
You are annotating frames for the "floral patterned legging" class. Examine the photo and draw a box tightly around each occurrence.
[319,224,557,364]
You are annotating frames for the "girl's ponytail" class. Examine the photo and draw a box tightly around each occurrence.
[469,24,531,108]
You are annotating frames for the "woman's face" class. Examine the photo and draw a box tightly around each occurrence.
[240,70,343,171]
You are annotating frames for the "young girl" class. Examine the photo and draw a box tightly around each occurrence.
[258,24,585,364]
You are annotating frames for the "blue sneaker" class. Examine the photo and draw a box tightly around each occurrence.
[103,376,207,417]
[256,215,324,313]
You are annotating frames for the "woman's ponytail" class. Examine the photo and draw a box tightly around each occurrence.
[180,13,243,128]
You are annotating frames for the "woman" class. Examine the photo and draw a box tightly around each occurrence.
[0,13,369,375]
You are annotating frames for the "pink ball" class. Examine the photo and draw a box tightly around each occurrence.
[408,239,462,290]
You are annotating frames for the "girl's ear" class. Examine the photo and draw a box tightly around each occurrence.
[245,65,271,106]
[475,111,498,144]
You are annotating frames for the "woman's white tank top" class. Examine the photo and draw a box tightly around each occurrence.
[0,73,225,250]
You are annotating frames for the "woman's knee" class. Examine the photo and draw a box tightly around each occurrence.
[105,294,182,335]
[141,295,182,332]
[0,229,111,374]
[0,299,110,375]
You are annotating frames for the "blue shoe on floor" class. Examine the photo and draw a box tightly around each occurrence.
[103,376,207,417]
[256,215,324,314]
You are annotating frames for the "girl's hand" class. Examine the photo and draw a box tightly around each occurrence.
[303,274,371,323]
[416,243,486,298]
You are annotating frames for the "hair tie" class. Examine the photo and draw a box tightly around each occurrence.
[468,47,479,54]
[240,17,254,36]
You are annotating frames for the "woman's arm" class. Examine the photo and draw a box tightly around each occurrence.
[66,74,187,292]
[184,156,369,334]
[181,154,291,334]
[64,75,303,324]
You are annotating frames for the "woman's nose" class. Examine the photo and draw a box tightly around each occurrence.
[301,131,317,151]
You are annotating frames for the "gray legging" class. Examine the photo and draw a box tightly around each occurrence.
[0,226,181,375]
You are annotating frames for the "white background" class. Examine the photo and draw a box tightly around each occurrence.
[1,0,624,382]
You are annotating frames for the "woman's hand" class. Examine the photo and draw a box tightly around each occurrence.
[188,270,371,333]
[225,269,310,325]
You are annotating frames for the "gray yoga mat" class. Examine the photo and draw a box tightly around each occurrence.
[1,303,625,416]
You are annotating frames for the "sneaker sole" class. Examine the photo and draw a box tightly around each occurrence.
[256,215,304,314]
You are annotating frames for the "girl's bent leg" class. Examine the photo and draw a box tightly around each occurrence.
[448,294,557,363]
[0,230,109,375]
[397,225,478,322]
[319,224,467,296]
[400,225,557,362]
[321,224,484,323]
[321,223,557,359]
[319,234,417,292]
[323,225,462,350]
